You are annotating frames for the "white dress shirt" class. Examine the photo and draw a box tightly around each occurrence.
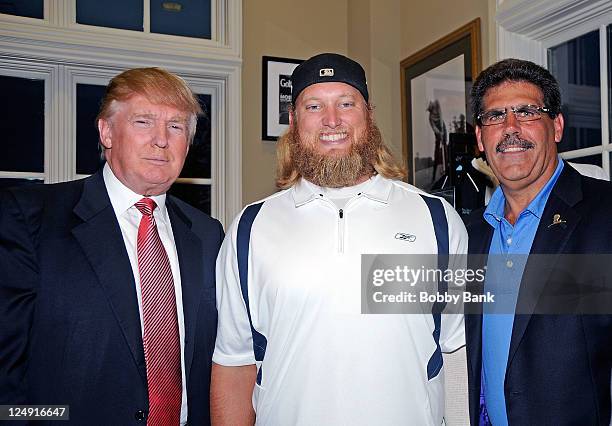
[103,164,188,425]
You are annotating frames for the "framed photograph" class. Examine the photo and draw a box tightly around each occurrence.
[400,18,481,192]
[262,56,303,141]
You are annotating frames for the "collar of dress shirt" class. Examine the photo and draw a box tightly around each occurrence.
[102,163,168,222]
[292,174,392,207]
[483,157,564,226]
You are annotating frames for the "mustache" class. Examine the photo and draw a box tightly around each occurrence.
[495,135,535,153]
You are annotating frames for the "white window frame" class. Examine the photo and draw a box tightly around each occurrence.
[493,0,612,176]
[0,0,242,226]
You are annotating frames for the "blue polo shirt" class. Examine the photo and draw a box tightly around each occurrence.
[481,159,564,426]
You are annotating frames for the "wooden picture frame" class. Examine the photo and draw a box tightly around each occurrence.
[400,18,481,191]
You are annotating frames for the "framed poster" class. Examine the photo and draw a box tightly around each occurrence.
[400,18,481,192]
[262,56,303,141]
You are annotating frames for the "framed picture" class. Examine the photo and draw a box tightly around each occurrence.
[262,56,303,141]
[400,18,481,192]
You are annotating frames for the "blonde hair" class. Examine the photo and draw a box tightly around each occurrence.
[276,107,406,189]
[96,67,202,142]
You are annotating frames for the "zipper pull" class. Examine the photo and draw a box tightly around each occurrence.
[339,209,344,219]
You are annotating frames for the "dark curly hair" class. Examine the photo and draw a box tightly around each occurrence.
[470,58,561,125]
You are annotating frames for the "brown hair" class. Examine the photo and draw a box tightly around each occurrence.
[276,106,406,189]
[96,67,202,142]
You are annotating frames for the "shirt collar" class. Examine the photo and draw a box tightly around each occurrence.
[103,163,168,219]
[484,157,564,226]
[291,174,392,207]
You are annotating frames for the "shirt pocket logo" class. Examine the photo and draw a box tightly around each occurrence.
[395,232,416,242]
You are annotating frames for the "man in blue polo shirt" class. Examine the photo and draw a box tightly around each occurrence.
[464,59,612,425]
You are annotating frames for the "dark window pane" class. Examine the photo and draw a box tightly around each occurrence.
[0,178,43,189]
[548,30,601,152]
[168,183,210,215]
[568,153,602,167]
[151,0,211,39]
[0,0,43,18]
[0,75,44,172]
[181,94,211,178]
[76,84,106,175]
[558,126,601,153]
[77,0,143,31]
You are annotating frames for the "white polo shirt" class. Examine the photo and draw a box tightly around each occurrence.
[214,175,467,425]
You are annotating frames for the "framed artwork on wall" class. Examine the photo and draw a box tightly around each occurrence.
[262,56,303,141]
[400,18,481,192]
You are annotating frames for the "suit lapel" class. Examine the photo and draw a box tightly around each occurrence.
[466,215,492,377]
[507,165,583,369]
[468,215,494,258]
[465,211,493,423]
[167,198,204,384]
[71,172,147,384]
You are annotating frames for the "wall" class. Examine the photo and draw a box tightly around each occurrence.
[398,0,491,165]
[348,0,403,165]
[242,0,348,204]
[400,1,490,70]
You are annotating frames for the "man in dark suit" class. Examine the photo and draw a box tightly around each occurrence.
[0,68,223,425]
[465,59,612,425]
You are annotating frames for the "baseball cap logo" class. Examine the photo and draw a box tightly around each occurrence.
[319,68,334,77]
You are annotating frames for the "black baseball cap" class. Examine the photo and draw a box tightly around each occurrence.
[291,53,369,104]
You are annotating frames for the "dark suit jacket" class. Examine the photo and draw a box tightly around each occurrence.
[465,164,612,425]
[0,171,223,425]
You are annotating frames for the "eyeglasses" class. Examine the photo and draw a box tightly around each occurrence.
[477,104,553,126]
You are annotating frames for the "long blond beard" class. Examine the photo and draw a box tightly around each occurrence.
[289,115,381,188]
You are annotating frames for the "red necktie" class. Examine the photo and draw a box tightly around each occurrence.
[135,198,182,425]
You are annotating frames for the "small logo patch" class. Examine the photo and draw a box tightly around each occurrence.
[395,232,416,242]
[319,68,334,77]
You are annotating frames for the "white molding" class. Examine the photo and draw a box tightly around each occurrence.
[51,64,68,183]
[212,0,220,45]
[175,178,213,185]
[225,0,242,59]
[0,32,241,68]
[143,0,151,33]
[224,64,242,225]
[55,0,70,27]
[496,24,545,64]
[497,0,612,40]
[559,145,605,159]
[0,1,241,64]
[598,24,610,176]
[539,14,612,49]
[45,0,57,26]
[495,0,612,62]
[0,171,45,179]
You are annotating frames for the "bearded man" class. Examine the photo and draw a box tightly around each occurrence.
[210,53,468,425]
